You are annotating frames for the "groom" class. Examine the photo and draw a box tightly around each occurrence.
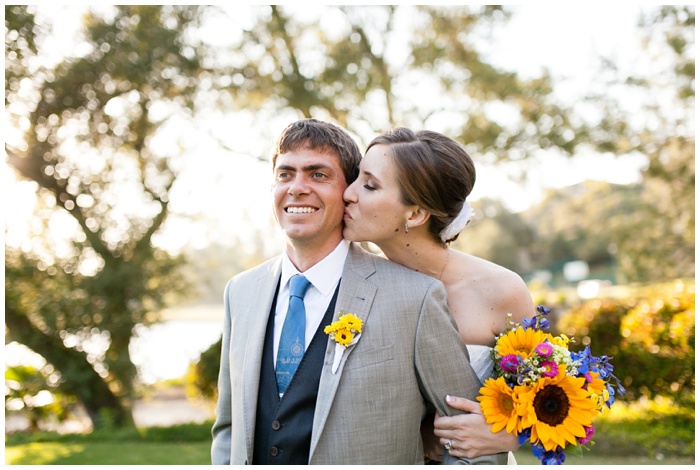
[210,119,502,464]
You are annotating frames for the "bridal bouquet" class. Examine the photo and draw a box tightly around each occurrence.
[477,305,625,465]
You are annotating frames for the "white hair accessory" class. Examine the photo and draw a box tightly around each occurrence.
[439,200,474,242]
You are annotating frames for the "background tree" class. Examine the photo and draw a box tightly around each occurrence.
[454,198,534,274]
[522,181,644,284]
[5,5,206,428]
[5,364,77,432]
[458,6,694,286]
[579,6,694,283]
[209,5,585,155]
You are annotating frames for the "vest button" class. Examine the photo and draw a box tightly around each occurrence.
[271,420,281,430]
[269,447,279,457]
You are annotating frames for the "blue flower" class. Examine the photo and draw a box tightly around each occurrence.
[531,443,566,465]
[571,346,625,403]
[522,316,537,329]
[523,305,552,331]
[542,449,566,465]
[518,429,531,446]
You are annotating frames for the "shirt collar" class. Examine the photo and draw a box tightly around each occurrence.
[281,239,350,296]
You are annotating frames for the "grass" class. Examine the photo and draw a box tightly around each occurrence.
[5,397,695,465]
[5,421,215,465]
[6,442,694,466]
[512,448,694,466]
[5,442,211,465]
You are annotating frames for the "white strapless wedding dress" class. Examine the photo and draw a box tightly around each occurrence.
[466,345,518,465]
[465,344,495,383]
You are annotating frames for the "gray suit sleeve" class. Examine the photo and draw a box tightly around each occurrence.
[211,279,233,464]
[414,281,508,465]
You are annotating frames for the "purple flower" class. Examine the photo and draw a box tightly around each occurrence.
[500,354,520,373]
[524,305,552,331]
[541,360,559,378]
[542,448,566,465]
[579,424,595,445]
[537,305,551,315]
[535,342,553,357]
[532,443,566,465]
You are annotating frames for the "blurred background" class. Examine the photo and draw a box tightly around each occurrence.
[4,4,694,465]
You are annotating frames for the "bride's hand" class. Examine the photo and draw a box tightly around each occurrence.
[434,395,520,458]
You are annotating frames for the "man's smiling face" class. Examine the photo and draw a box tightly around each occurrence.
[272,145,348,252]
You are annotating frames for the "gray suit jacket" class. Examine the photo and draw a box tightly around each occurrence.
[211,243,505,464]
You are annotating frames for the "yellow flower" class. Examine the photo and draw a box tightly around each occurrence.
[523,365,599,451]
[326,311,362,348]
[551,334,571,348]
[339,313,363,332]
[478,377,524,434]
[584,371,607,410]
[332,328,354,346]
[585,371,606,395]
[495,328,553,360]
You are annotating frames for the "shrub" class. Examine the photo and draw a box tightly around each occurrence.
[591,396,695,457]
[5,420,215,446]
[185,337,221,401]
[558,279,695,402]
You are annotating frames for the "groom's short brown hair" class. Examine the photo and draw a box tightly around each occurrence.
[272,119,362,185]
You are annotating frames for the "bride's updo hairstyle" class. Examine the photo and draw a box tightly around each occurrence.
[366,127,476,245]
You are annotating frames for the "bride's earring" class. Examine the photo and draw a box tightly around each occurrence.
[404,222,409,234]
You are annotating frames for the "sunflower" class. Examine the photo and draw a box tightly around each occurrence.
[339,313,363,332]
[523,365,599,451]
[495,328,553,360]
[477,377,526,434]
[332,328,354,346]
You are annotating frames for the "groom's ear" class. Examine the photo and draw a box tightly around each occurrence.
[406,206,431,228]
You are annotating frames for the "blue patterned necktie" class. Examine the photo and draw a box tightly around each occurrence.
[276,274,312,396]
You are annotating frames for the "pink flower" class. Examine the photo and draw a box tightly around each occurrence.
[541,360,559,378]
[535,342,553,357]
[579,424,595,445]
[500,354,519,373]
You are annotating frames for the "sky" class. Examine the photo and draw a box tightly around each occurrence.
[4,4,653,256]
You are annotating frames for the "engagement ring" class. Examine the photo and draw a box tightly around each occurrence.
[445,439,452,451]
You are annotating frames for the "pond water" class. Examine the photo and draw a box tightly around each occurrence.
[5,307,225,385]
[131,318,224,384]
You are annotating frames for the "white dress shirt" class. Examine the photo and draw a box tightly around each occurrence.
[272,239,350,367]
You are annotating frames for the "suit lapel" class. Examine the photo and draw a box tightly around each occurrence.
[243,258,282,459]
[309,244,378,458]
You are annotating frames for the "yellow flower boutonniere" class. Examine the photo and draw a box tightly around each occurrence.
[325,310,363,345]
[325,310,363,373]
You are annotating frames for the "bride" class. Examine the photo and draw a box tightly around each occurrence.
[343,127,535,461]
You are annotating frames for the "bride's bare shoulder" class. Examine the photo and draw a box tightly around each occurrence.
[453,251,534,321]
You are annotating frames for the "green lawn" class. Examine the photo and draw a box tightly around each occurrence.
[5,397,694,465]
[512,448,694,466]
[5,441,211,465]
[5,442,695,465]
